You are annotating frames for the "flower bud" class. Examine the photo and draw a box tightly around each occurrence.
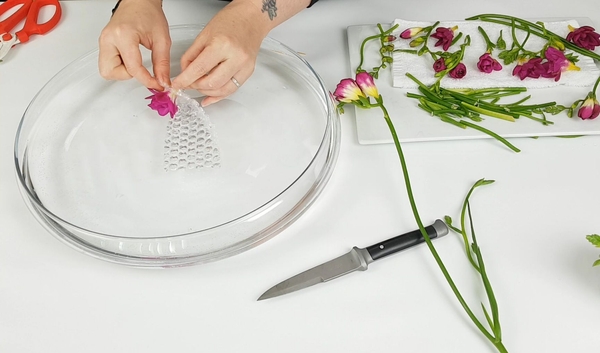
[409,37,425,47]
[578,96,600,120]
[333,78,365,103]
[400,27,423,39]
[384,35,397,43]
[355,72,380,99]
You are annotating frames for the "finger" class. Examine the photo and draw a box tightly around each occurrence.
[200,95,227,107]
[172,46,224,89]
[151,36,172,87]
[179,39,206,73]
[98,43,133,81]
[98,29,128,80]
[197,64,253,96]
[119,39,160,89]
[197,80,237,106]
[187,58,240,91]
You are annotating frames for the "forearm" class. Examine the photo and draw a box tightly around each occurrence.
[112,0,163,16]
[227,0,312,37]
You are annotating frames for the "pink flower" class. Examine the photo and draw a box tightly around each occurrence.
[333,78,365,103]
[448,63,467,79]
[145,89,178,118]
[566,25,600,51]
[400,27,423,39]
[355,72,379,98]
[540,47,580,81]
[477,53,502,73]
[431,26,456,51]
[512,57,545,80]
[433,58,446,73]
[384,35,397,42]
[578,96,600,120]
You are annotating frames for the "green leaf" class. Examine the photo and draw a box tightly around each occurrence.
[475,179,495,187]
[543,104,567,115]
[565,53,579,63]
[481,303,495,331]
[593,258,600,267]
[586,234,600,247]
[496,30,506,50]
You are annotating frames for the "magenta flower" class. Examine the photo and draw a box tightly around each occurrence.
[355,72,379,98]
[384,35,397,43]
[333,78,365,103]
[145,89,177,118]
[433,58,446,73]
[566,25,600,51]
[448,63,467,79]
[400,27,423,39]
[512,58,545,80]
[542,46,579,81]
[578,96,600,120]
[431,26,457,51]
[477,53,502,73]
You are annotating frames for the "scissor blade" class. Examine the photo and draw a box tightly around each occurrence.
[257,247,371,301]
[0,37,17,61]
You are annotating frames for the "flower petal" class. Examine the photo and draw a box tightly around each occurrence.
[333,78,365,103]
[355,72,379,98]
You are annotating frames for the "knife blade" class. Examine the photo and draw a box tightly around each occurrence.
[257,219,448,301]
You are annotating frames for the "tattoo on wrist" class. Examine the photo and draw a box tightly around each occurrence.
[261,0,277,21]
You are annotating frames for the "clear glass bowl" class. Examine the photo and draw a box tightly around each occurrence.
[14,25,340,268]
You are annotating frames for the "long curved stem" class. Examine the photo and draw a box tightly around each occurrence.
[376,98,496,344]
[356,24,399,73]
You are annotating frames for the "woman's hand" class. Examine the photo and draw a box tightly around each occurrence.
[171,1,267,106]
[98,0,171,90]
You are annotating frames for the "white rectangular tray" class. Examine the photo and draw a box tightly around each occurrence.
[347,20,600,145]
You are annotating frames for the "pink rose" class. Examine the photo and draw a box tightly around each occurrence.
[145,89,178,118]
[566,26,600,51]
[477,53,502,73]
[512,58,545,80]
[448,63,467,79]
[433,58,446,73]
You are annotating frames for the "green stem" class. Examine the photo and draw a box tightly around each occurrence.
[592,75,600,96]
[466,14,600,61]
[459,120,521,153]
[459,194,482,272]
[466,203,501,338]
[478,26,495,52]
[376,98,496,344]
[441,116,469,128]
[356,24,399,73]
[460,102,516,122]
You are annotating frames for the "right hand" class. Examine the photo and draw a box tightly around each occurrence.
[98,0,171,90]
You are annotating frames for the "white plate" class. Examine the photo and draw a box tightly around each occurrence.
[347,19,600,145]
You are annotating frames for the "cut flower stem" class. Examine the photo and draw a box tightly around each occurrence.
[467,14,600,61]
[375,97,508,353]
[403,73,564,151]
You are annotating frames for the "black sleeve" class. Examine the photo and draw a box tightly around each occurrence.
[113,0,320,15]
[218,0,320,8]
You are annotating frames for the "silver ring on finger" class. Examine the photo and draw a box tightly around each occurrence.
[231,76,241,88]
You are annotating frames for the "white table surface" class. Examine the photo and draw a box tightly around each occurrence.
[1,1,599,352]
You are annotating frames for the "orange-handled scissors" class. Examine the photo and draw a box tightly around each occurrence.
[0,0,62,61]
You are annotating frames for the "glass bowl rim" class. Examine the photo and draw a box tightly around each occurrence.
[14,24,339,241]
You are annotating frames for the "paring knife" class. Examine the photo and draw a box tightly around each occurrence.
[258,219,448,301]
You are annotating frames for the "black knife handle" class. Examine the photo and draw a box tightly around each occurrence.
[365,219,448,261]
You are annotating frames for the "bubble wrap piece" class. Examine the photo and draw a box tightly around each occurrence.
[164,93,220,171]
